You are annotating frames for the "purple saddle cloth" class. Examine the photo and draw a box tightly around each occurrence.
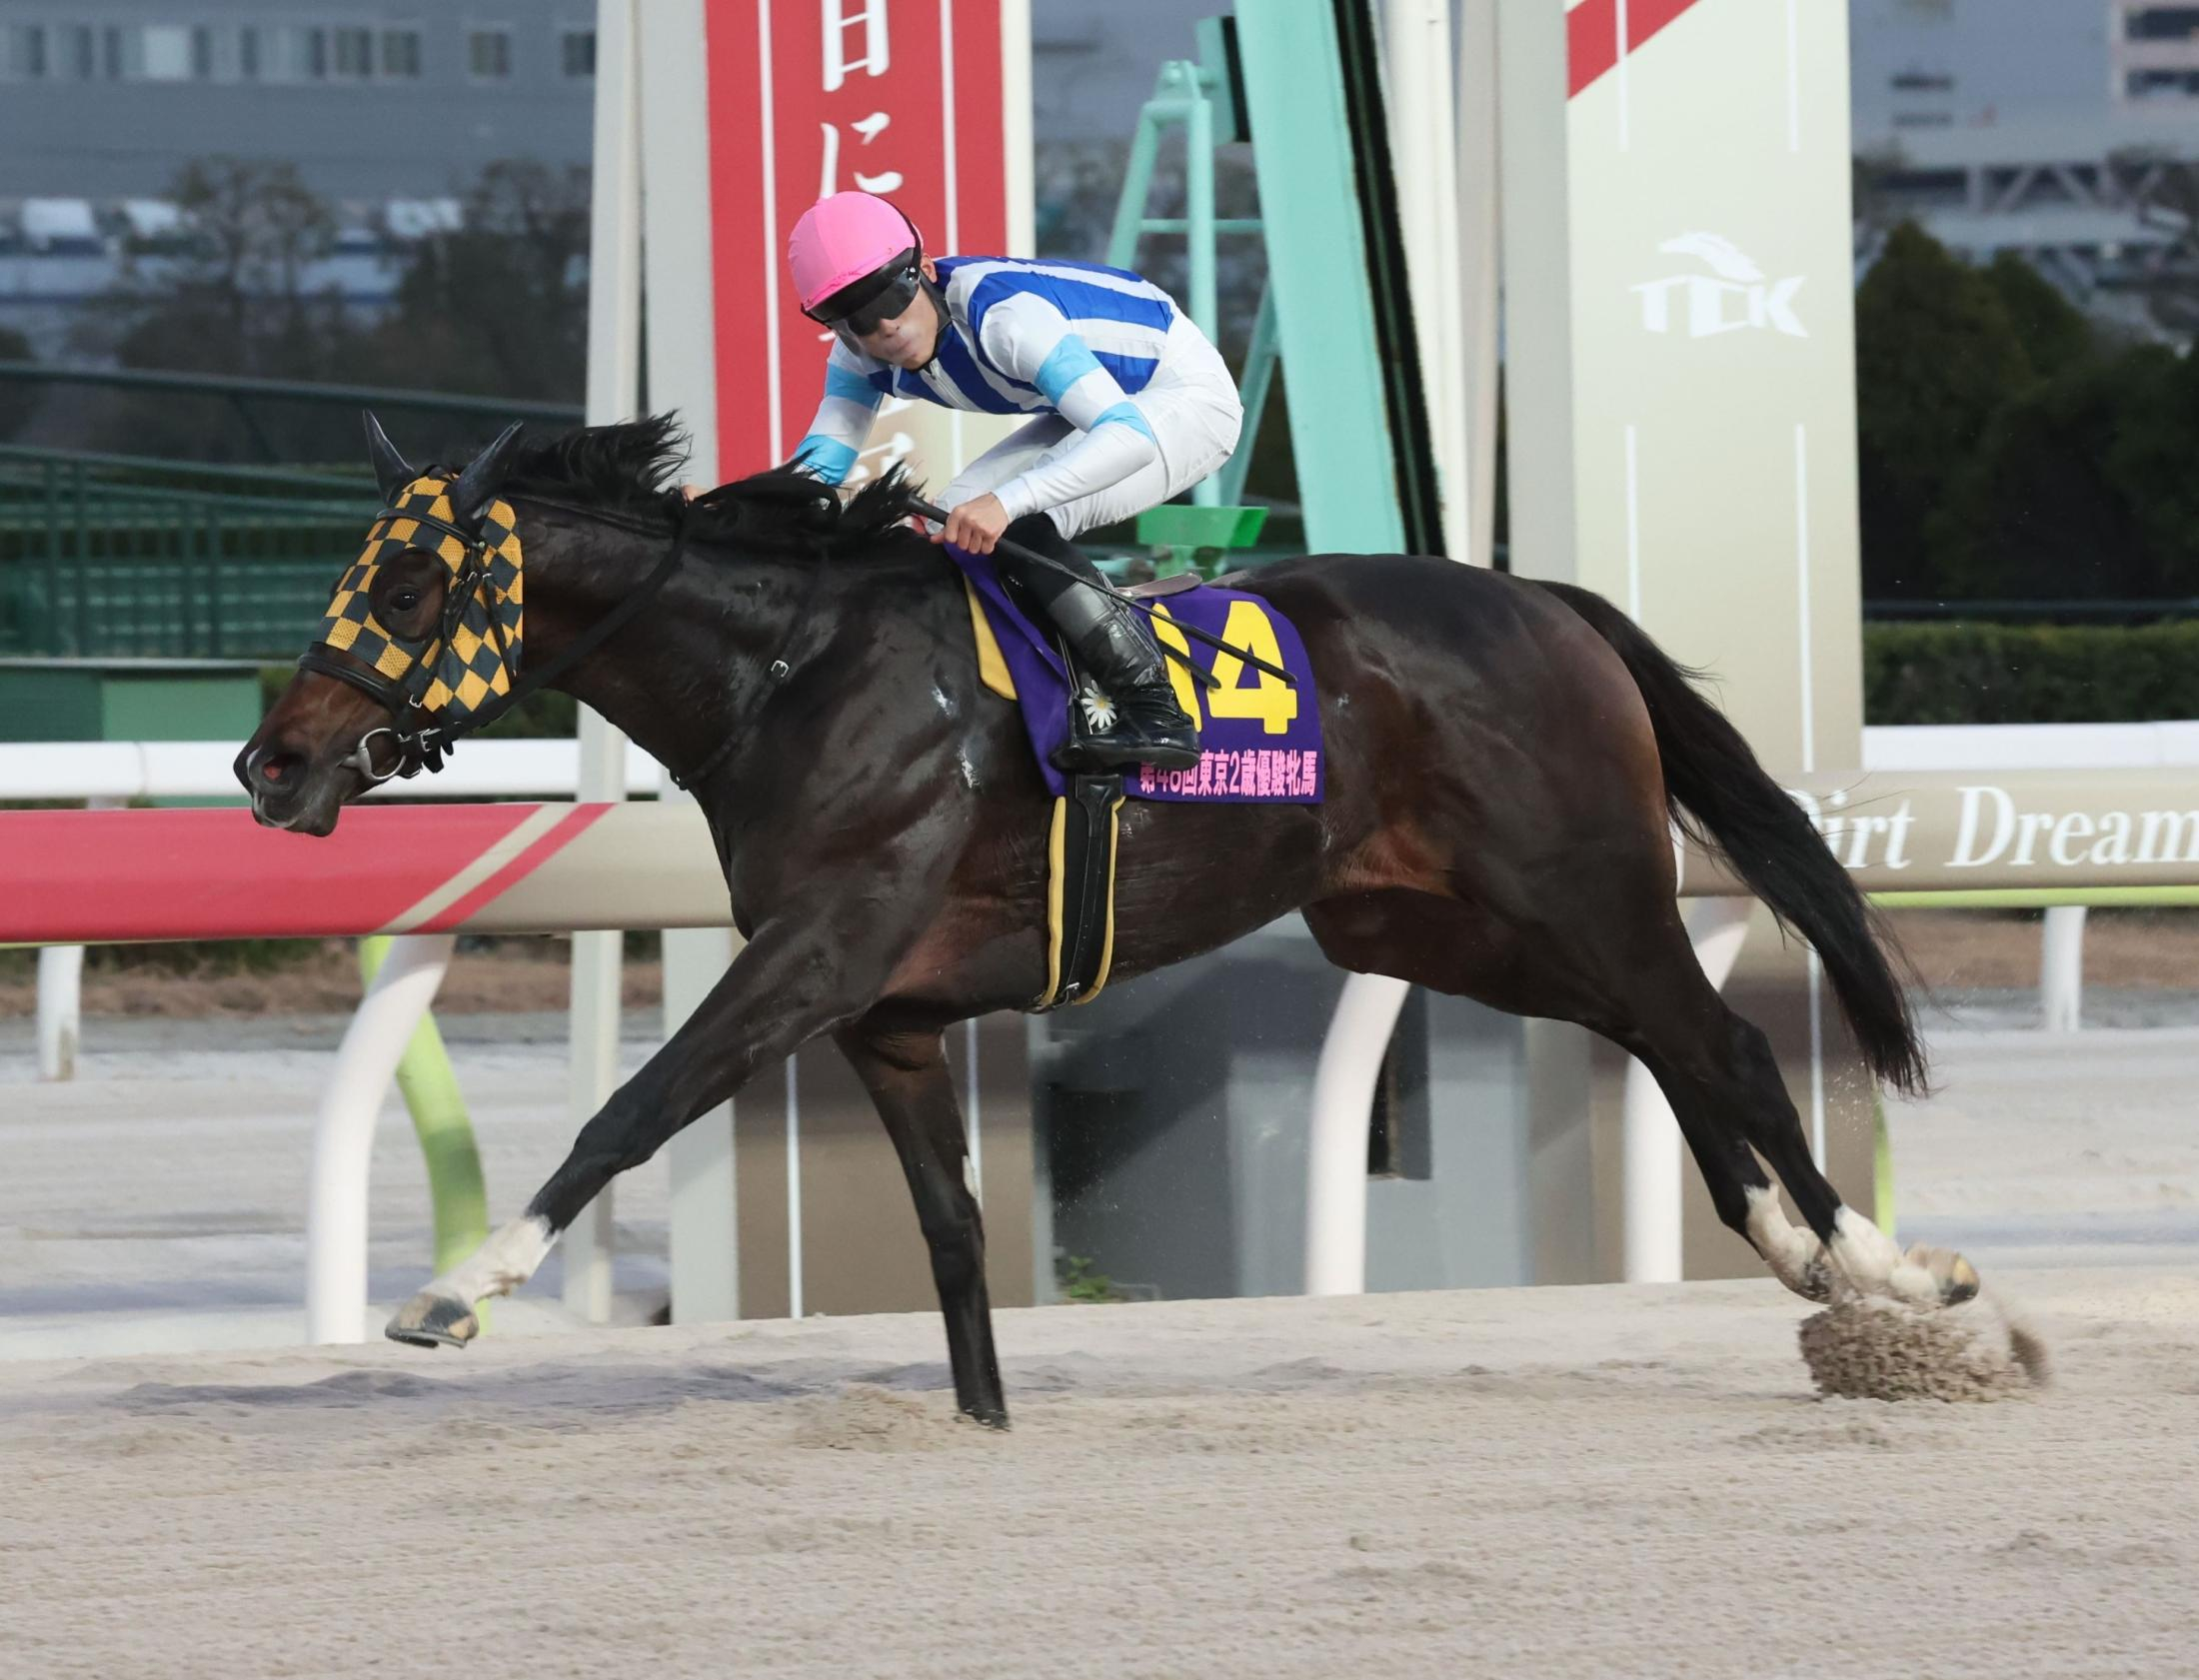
[945,544,1324,805]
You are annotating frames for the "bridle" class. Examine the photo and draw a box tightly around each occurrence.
[303,493,694,785]
[300,502,509,782]
[303,411,861,797]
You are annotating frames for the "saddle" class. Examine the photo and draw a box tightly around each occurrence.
[947,547,1327,1009]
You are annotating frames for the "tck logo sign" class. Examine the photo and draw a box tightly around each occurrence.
[1632,233,1806,339]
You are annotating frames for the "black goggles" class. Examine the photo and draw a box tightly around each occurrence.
[807,258,924,337]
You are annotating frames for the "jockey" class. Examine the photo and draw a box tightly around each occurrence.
[787,190,1243,774]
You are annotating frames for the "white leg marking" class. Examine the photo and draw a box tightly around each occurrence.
[1829,1206,1937,1302]
[433,1214,557,1307]
[1744,1185,1823,1296]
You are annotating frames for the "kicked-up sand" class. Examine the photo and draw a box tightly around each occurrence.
[0,1265,2193,1680]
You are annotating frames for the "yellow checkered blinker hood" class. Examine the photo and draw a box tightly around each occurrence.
[314,474,525,724]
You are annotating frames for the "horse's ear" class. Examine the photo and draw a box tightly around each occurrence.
[362,410,413,500]
[447,421,525,528]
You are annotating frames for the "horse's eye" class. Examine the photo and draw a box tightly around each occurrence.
[392,589,422,612]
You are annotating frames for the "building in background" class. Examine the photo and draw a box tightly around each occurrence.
[10,3,2191,350]
[0,4,598,203]
[0,0,1197,355]
[0,0,1189,204]
[1851,0,2199,312]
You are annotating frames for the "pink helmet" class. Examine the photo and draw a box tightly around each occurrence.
[788,191,924,316]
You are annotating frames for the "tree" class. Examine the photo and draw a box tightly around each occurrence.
[2098,338,2199,595]
[346,160,591,407]
[1935,343,2199,601]
[1932,351,2158,601]
[0,325,34,442]
[1980,251,2096,380]
[1850,146,1907,263]
[73,157,590,464]
[100,158,345,379]
[1853,222,2035,598]
[76,157,356,460]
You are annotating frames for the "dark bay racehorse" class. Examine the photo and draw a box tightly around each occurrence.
[239,417,1976,1426]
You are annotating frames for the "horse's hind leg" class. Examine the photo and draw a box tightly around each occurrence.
[1614,960,1976,1307]
[835,1018,1008,1428]
[1307,890,1812,1290]
[1306,884,1975,1306]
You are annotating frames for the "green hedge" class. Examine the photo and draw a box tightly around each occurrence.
[1864,621,2199,725]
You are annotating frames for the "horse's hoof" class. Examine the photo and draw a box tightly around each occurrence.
[962,1402,1011,1432]
[386,1291,478,1349]
[1904,1243,1981,1307]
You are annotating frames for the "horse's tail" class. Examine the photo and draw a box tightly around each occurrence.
[1535,580,1928,1095]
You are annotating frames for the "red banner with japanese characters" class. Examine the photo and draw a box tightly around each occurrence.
[704,0,1012,481]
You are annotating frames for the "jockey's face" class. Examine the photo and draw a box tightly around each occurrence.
[851,256,943,370]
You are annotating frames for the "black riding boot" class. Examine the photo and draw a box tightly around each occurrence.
[998,514,1200,773]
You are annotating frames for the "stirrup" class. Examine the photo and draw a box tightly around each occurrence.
[1055,681,1200,772]
[1053,731,1199,774]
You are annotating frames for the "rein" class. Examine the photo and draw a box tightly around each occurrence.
[669,529,833,794]
[305,505,694,784]
[902,495,1292,687]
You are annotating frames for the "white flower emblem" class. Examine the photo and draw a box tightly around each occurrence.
[1078,682,1116,732]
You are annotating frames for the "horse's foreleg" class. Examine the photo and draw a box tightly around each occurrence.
[386,908,900,1349]
[835,1020,1006,1428]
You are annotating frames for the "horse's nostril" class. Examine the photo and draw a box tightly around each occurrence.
[254,751,305,789]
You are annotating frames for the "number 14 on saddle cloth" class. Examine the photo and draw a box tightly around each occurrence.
[947,544,1324,805]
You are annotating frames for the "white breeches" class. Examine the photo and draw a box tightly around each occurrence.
[939,314,1245,540]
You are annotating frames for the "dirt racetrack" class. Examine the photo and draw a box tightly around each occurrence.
[1,1267,2193,1680]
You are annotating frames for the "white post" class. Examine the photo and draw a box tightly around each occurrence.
[562,905,623,1322]
[633,647,741,1319]
[1618,898,1753,1282]
[2039,904,2086,1033]
[662,817,741,1324]
[35,795,121,1080]
[35,944,84,1081]
[1303,970,1413,1295]
[636,0,743,1325]
[1454,0,1501,571]
[1001,0,1035,253]
[306,933,455,1343]
[562,0,647,1325]
[1382,0,1468,561]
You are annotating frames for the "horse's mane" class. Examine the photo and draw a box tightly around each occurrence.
[478,414,921,559]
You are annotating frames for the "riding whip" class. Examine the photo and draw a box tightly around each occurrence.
[904,497,1296,687]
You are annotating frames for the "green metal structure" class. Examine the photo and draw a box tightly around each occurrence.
[1108,7,1435,557]
[0,445,374,660]
[0,657,263,746]
[1228,0,1438,556]
[0,364,583,659]
[1105,17,1277,514]
[0,361,581,463]
[1134,502,1270,580]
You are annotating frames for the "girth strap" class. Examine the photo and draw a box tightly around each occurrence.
[1037,772,1126,1010]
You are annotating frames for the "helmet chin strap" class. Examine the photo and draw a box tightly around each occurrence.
[916,275,950,369]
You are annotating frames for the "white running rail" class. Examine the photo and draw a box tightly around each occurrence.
[6,739,661,1080]
[0,738,664,804]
